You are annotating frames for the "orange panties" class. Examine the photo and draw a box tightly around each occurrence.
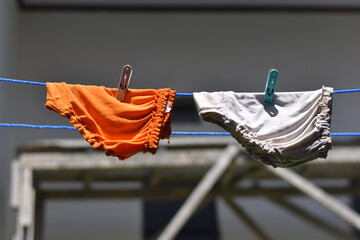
[45,82,176,160]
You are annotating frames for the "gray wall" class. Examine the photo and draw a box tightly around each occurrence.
[0,0,18,239]
[1,4,360,240]
[0,1,7,238]
[13,11,360,134]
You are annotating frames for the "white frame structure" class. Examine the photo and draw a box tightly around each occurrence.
[10,137,360,240]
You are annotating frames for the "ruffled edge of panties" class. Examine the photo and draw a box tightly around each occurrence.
[144,88,176,154]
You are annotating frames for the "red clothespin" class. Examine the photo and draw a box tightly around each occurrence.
[116,65,133,102]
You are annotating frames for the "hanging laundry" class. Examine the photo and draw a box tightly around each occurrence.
[194,87,333,168]
[45,82,176,160]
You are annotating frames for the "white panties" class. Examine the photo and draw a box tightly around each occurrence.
[194,87,333,168]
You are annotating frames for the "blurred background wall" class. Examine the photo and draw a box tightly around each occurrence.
[1,0,360,239]
[0,0,18,239]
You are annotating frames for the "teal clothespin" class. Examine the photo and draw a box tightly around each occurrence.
[263,69,279,105]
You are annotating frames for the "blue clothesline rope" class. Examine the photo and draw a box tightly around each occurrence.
[0,77,47,86]
[333,89,360,94]
[1,77,360,95]
[0,123,358,136]
[0,123,76,130]
[0,77,359,136]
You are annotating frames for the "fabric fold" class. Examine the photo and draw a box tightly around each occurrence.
[45,82,176,160]
[194,87,333,168]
